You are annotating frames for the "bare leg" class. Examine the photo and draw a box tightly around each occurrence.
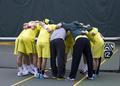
[32,54,38,74]
[17,52,24,67]
[16,52,24,76]
[41,58,48,78]
[96,58,101,75]
[41,58,47,71]
[22,55,29,75]
[33,54,38,67]
[37,57,42,73]
[93,59,97,74]
[28,53,33,65]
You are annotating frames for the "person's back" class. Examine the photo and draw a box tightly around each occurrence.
[50,27,66,79]
[63,21,85,40]
[86,27,104,76]
[37,24,56,43]
[14,21,41,77]
[62,21,94,80]
[36,22,57,79]
[50,27,66,41]
[17,22,40,41]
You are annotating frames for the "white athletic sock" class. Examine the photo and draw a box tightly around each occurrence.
[30,64,34,69]
[22,64,27,70]
[33,67,38,73]
[27,65,34,74]
[30,64,38,73]
[18,67,23,72]
[27,65,31,70]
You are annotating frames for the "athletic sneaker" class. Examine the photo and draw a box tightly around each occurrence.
[67,77,75,81]
[22,69,29,76]
[43,73,49,78]
[39,74,44,79]
[27,65,35,74]
[17,71,23,77]
[34,72,39,78]
[52,76,57,79]
[17,67,23,76]
[33,67,38,74]
[93,74,97,78]
[57,76,65,80]
[87,76,95,80]
[28,68,35,75]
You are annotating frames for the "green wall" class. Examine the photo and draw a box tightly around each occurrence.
[0,0,120,37]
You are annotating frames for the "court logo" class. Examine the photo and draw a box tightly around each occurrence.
[104,42,115,58]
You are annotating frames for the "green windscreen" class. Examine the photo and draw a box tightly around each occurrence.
[0,0,120,37]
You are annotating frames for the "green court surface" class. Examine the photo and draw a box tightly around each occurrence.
[0,42,120,86]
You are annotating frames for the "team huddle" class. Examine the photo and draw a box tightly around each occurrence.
[14,19,104,80]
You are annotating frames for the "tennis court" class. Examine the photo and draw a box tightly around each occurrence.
[0,0,120,86]
[0,38,120,86]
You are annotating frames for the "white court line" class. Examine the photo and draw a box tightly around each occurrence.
[11,76,34,86]
[11,57,73,86]
[11,49,119,86]
[73,49,118,86]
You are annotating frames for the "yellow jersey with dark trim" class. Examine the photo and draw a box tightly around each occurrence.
[37,24,56,43]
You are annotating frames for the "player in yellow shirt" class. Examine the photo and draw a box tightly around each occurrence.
[36,20,57,79]
[14,21,41,76]
[65,31,74,62]
[86,26,104,77]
